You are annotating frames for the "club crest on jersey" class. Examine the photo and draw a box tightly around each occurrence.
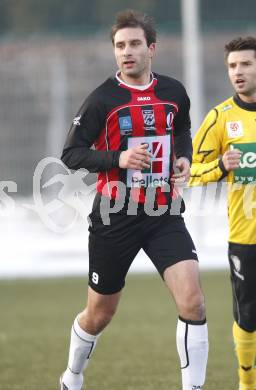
[142,109,155,130]
[227,121,243,138]
[119,116,133,135]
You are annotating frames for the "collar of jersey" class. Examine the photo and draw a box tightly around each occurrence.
[115,71,157,91]
[233,94,256,111]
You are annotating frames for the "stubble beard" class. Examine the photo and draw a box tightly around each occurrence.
[122,62,149,81]
[235,85,253,97]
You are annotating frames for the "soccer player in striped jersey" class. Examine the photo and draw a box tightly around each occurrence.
[60,9,208,390]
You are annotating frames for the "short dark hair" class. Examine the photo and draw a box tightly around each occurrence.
[225,36,256,59]
[110,9,156,47]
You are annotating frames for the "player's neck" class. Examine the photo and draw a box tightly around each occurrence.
[237,92,256,104]
[118,70,152,87]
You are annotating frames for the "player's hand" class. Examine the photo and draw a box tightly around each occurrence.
[222,149,242,171]
[171,157,190,184]
[119,143,151,170]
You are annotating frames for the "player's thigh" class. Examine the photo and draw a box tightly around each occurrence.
[143,214,198,277]
[163,259,203,305]
[89,233,140,294]
[164,260,205,321]
[143,215,204,316]
[88,214,141,295]
[228,242,256,331]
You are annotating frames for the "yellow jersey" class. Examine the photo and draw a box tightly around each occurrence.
[190,95,256,244]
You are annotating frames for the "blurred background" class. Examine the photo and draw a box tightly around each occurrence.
[0,0,255,278]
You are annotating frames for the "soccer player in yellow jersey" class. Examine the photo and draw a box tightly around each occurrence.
[190,36,256,390]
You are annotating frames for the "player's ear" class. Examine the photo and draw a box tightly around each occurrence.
[148,43,156,58]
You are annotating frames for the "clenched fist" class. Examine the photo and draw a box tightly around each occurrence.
[222,149,242,171]
[119,143,151,170]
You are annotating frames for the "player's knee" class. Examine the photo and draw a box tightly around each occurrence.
[179,291,206,321]
[89,306,117,333]
[99,305,117,324]
[192,298,206,320]
[94,312,113,331]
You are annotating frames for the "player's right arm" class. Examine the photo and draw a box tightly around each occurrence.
[190,108,228,185]
[61,92,151,173]
[61,93,121,172]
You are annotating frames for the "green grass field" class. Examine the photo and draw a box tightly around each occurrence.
[0,271,237,389]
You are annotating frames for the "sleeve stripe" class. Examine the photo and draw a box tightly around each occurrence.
[195,108,219,162]
[190,161,219,178]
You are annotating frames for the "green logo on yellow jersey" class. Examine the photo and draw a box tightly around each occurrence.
[240,152,256,169]
[232,143,256,184]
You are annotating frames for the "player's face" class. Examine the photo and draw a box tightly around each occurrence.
[227,50,256,102]
[113,27,155,85]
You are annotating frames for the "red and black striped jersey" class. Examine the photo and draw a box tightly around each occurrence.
[61,72,192,206]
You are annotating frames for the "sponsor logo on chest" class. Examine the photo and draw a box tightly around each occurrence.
[240,151,256,169]
[232,143,256,184]
[119,115,133,135]
[137,96,151,102]
[127,135,171,188]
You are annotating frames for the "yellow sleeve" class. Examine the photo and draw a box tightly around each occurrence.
[190,108,226,186]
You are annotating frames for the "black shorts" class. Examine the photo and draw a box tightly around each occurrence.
[88,207,198,295]
[228,242,256,332]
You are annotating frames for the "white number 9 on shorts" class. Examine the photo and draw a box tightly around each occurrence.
[92,272,99,285]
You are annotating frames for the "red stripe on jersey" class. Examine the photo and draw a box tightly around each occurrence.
[97,170,120,198]
[130,187,144,204]
[130,106,145,137]
[156,186,168,205]
[95,127,107,151]
[138,188,146,203]
[96,112,120,197]
[154,104,168,135]
[129,106,145,202]
[106,111,121,150]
